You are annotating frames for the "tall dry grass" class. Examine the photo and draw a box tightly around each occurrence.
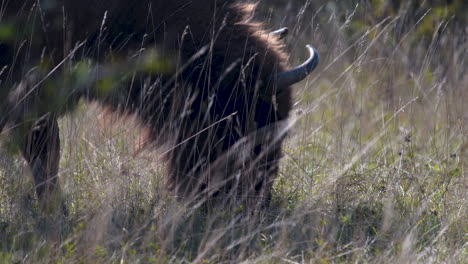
[0,0,466,263]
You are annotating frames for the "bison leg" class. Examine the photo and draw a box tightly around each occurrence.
[165,111,239,203]
[167,125,215,201]
[248,137,284,207]
[20,113,64,213]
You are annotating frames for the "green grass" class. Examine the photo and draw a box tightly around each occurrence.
[0,1,467,263]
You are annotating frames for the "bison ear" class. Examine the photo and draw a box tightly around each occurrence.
[276,45,319,87]
[269,27,289,40]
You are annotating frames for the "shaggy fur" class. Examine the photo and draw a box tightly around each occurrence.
[1,0,292,206]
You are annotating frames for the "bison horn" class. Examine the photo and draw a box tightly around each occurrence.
[276,45,319,87]
[269,27,289,40]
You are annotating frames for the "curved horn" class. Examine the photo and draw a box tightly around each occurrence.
[269,27,289,40]
[276,45,319,87]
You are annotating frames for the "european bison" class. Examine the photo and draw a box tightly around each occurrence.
[0,0,319,208]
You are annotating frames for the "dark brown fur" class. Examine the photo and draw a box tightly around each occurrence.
[1,0,292,207]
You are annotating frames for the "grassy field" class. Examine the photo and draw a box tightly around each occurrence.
[0,1,467,263]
